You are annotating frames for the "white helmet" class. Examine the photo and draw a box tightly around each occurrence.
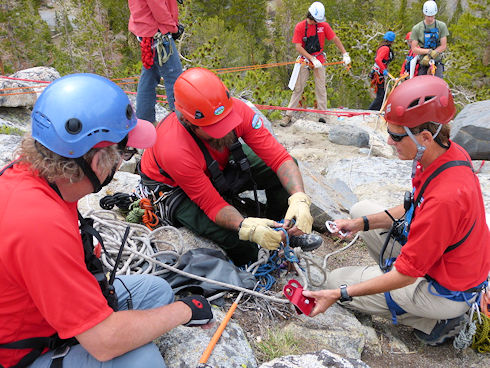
[423,1,438,16]
[308,2,326,22]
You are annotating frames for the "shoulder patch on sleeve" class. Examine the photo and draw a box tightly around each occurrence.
[251,113,263,129]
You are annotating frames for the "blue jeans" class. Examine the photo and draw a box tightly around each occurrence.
[136,37,183,122]
[29,275,174,368]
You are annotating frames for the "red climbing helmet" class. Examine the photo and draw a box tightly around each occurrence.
[174,67,242,138]
[385,75,456,128]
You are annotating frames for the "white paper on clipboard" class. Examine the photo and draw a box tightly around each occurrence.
[409,55,419,79]
[288,58,302,90]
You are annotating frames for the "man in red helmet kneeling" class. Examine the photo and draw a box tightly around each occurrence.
[138,67,322,266]
[303,76,489,346]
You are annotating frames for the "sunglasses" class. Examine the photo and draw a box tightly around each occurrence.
[387,129,409,142]
[117,136,138,161]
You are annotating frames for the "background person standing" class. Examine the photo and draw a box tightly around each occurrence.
[410,0,448,78]
[280,1,350,127]
[128,0,184,122]
[368,31,395,111]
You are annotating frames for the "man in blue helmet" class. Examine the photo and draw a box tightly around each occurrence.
[410,0,448,78]
[368,31,396,111]
[0,73,213,368]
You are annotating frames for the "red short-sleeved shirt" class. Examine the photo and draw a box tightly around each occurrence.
[140,98,292,221]
[0,164,113,367]
[394,142,490,291]
[292,19,336,63]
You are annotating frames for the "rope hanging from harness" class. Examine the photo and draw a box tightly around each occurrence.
[139,32,173,69]
[370,72,383,93]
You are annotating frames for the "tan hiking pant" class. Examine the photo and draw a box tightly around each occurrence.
[286,63,326,117]
[326,200,472,334]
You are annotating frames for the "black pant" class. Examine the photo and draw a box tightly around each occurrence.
[368,81,385,111]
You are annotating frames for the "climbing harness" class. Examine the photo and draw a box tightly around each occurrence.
[378,159,483,325]
[423,21,440,49]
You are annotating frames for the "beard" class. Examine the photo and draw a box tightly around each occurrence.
[207,130,236,151]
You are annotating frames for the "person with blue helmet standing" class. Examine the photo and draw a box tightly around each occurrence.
[368,31,395,111]
[410,0,448,78]
[128,0,184,122]
[0,73,213,368]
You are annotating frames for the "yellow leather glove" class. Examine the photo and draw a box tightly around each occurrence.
[238,217,282,250]
[429,50,439,59]
[284,192,313,234]
[420,54,431,66]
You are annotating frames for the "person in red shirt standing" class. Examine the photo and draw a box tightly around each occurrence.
[0,74,213,368]
[368,31,395,111]
[280,1,351,127]
[128,0,184,122]
[304,76,489,346]
[139,67,322,266]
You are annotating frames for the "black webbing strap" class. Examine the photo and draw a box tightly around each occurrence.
[411,159,476,254]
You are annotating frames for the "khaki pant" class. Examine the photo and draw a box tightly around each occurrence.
[326,200,472,334]
[286,63,326,117]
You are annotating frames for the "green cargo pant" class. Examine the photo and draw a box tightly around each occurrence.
[174,144,291,266]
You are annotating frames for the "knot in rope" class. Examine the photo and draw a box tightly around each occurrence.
[139,198,159,230]
[126,200,145,223]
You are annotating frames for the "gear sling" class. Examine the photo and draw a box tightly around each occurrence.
[0,162,118,368]
[379,159,487,324]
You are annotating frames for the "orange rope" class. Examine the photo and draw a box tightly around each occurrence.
[139,198,159,230]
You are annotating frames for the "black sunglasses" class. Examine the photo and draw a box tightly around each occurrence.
[387,129,409,142]
[117,135,138,161]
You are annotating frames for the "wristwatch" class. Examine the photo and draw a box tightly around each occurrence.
[339,284,353,303]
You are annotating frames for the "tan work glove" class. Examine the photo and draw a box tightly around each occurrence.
[284,192,313,234]
[420,54,431,66]
[238,217,282,250]
[429,50,439,59]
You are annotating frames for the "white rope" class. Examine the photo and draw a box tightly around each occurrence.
[86,210,289,303]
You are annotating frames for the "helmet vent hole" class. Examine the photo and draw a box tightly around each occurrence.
[408,99,420,109]
[424,96,435,103]
[226,90,230,99]
[126,104,133,120]
[195,110,204,119]
[65,118,82,135]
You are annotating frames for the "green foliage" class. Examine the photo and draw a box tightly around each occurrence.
[446,10,490,102]
[255,328,302,362]
[0,124,23,136]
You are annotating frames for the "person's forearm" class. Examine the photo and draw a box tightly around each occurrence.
[295,43,314,61]
[355,204,405,231]
[346,267,416,298]
[214,205,245,231]
[276,160,305,195]
[332,36,346,55]
[77,301,191,361]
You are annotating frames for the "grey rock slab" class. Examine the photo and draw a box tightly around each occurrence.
[259,349,370,368]
[328,124,370,148]
[0,134,22,167]
[156,308,257,368]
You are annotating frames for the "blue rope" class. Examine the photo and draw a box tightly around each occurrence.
[252,222,301,291]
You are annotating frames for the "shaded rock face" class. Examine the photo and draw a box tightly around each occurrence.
[450,100,490,160]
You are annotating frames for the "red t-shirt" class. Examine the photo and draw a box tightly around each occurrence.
[0,164,113,367]
[292,19,336,63]
[128,0,179,37]
[394,142,490,291]
[140,98,292,221]
[374,45,391,74]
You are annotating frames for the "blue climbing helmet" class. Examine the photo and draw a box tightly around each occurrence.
[32,73,141,158]
[383,31,396,42]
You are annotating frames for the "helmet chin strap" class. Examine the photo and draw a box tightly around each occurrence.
[75,157,117,193]
[403,124,442,178]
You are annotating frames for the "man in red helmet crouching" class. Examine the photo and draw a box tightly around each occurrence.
[303,76,489,346]
[138,67,322,266]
